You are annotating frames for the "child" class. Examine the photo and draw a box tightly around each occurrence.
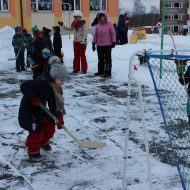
[22,29,33,67]
[31,48,51,80]
[12,26,26,72]
[18,60,68,161]
[58,10,88,74]
[52,26,63,62]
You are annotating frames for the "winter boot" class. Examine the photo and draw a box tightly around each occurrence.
[42,144,52,151]
[29,153,44,161]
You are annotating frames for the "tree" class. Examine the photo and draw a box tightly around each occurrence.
[132,0,146,27]
[150,5,159,26]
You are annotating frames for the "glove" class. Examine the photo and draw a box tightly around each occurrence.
[31,96,40,106]
[92,43,96,52]
[57,114,64,129]
[58,21,63,26]
[111,42,116,48]
[81,43,86,49]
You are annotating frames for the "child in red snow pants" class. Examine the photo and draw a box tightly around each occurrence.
[73,41,88,73]
[25,118,55,156]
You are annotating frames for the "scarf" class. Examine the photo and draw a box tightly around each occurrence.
[71,19,86,31]
[51,83,66,114]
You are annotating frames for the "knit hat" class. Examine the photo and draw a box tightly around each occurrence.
[49,56,61,65]
[73,10,82,17]
[15,26,22,32]
[42,48,51,57]
[31,25,39,33]
[50,63,68,81]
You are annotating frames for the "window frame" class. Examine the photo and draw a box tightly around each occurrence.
[90,0,107,12]
[0,0,9,12]
[31,0,53,12]
[62,0,81,12]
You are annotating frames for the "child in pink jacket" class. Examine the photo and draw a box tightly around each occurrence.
[92,11,116,77]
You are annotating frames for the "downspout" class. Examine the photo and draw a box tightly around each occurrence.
[20,0,24,27]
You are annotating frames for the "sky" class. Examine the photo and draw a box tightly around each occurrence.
[120,0,160,13]
[0,26,189,189]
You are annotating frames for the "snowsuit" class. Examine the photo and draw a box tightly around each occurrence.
[117,14,127,45]
[61,19,88,73]
[12,33,26,72]
[43,27,53,53]
[31,56,51,81]
[53,26,62,59]
[19,79,63,156]
[93,11,116,76]
[23,33,33,66]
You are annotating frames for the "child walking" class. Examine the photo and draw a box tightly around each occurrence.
[18,59,68,161]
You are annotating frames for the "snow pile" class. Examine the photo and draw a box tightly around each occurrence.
[0,26,15,70]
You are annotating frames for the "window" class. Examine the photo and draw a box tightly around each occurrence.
[0,0,9,11]
[62,0,81,11]
[165,3,172,8]
[174,3,179,8]
[31,0,52,11]
[90,0,106,11]
[165,15,171,20]
[174,14,178,20]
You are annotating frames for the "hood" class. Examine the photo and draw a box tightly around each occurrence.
[98,11,108,23]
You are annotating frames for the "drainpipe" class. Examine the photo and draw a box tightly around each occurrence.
[20,0,24,27]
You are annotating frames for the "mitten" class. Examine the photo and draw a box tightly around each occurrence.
[92,43,96,52]
[57,114,64,129]
[58,21,63,26]
[31,96,40,106]
[111,42,116,48]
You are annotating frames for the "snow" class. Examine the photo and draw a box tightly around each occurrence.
[0,26,188,190]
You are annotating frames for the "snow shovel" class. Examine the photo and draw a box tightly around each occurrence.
[39,103,107,149]
[8,47,22,61]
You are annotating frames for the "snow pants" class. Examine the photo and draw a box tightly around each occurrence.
[15,50,25,72]
[25,118,55,156]
[97,46,112,75]
[73,41,88,73]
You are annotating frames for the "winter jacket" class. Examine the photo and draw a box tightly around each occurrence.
[117,14,126,32]
[53,26,62,50]
[32,36,52,63]
[31,56,51,81]
[61,19,88,45]
[24,33,33,52]
[12,34,26,53]
[18,79,62,131]
[93,12,116,46]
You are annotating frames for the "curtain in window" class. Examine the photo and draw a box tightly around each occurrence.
[38,0,52,11]
[62,0,74,11]
[90,0,106,11]
[3,0,8,10]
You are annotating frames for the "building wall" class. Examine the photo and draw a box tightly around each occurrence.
[161,0,188,33]
[0,0,119,30]
[0,0,31,30]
